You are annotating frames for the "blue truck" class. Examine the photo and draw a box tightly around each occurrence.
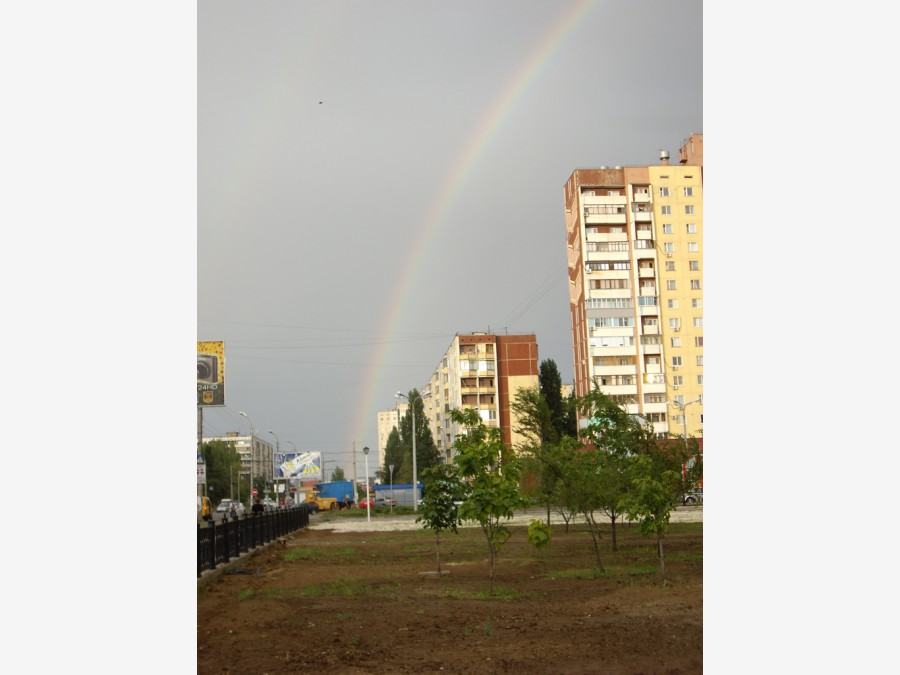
[314,480,356,509]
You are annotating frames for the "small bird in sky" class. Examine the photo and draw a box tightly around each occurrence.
[319,101,323,104]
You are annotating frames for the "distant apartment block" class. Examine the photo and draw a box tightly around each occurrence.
[563,133,703,439]
[376,404,406,470]
[421,332,539,462]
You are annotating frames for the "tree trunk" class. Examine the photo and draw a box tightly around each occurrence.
[584,513,605,573]
[546,502,550,528]
[657,532,667,585]
[435,530,441,574]
[609,511,618,552]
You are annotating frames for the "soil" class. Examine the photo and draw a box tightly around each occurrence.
[197,508,702,674]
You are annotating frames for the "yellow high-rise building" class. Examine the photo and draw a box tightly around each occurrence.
[563,134,702,440]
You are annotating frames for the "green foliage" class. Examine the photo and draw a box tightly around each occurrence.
[396,390,441,483]
[378,427,403,483]
[622,455,680,539]
[527,520,551,550]
[202,440,244,504]
[416,463,467,574]
[331,466,346,481]
[450,407,529,594]
[511,385,556,446]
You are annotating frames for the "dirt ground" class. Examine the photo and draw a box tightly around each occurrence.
[197,509,702,674]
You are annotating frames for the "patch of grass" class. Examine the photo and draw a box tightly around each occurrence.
[284,546,357,562]
[474,586,532,601]
[610,564,657,577]
[350,634,361,646]
[483,617,493,636]
[237,589,255,601]
[665,550,703,562]
[549,568,605,580]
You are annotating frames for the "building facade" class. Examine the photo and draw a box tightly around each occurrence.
[421,332,539,461]
[563,134,703,439]
[376,404,406,471]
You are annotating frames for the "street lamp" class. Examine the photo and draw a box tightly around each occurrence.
[240,411,255,506]
[362,446,371,524]
[268,430,280,504]
[395,392,417,511]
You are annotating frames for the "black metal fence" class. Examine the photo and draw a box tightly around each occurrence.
[197,504,310,577]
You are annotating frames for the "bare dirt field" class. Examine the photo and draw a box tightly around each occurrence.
[197,508,702,674]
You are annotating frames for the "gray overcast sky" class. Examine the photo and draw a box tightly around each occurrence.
[198,0,702,473]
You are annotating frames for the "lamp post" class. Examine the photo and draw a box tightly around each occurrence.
[268,430,280,504]
[285,441,297,501]
[395,392,417,511]
[362,446,371,524]
[389,464,394,514]
[240,411,255,506]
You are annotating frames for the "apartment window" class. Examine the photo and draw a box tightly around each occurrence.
[673,414,685,426]
[686,223,697,234]
[689,260,700,271]
[694,317,703,327]
[672,356,683,367]
[697,374,703,385]
[661,205,671,215]
[665,261,675,271]
[659,187,669,197]
[685,205,695,215]
[674,395,685,405]
[691,279,701,290]
[696,355,703,366]
[692,298,702,308]
[663,242,674,254]
[667,299,678,309]
[662,223,673,234]
[669,318,681,329]
[684,187,693,197]
[666,280,677,290]
[695,336,704,347]
[688,242,699,252]
[671,337,681,348]
[673,376,683,386]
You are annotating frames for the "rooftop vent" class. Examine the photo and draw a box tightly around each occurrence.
[660,150,670,165]
[599,165,609,170]
[614,165,623,170]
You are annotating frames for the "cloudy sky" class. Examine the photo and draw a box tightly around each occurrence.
[197,0,703,474]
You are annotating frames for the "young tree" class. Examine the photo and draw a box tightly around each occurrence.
[416,463,466,575]
[622,454,681,584]
[451,408,529,594]
[576,386,659,551]
[331,466,346,481]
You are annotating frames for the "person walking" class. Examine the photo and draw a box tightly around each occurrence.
[252,496,264,515]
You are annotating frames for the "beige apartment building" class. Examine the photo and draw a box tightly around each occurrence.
[376,404,406,470]
[420,332,539,462]
[202,431,275,484]
[563,133,703,440]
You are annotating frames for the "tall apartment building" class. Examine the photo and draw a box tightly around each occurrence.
[421,332,539,462]
[563,133,703,440]
[376,404,406,470]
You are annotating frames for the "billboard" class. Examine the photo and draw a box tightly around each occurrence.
[197,341,225,406]
[275,452,323,481]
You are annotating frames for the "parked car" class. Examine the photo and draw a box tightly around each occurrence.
[374,497,398,508]
[261,497,278,512]
[216,499,246,517]
[358,497,375,509]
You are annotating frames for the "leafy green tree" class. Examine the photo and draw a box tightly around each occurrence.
[397,389,441,483]
[202,440,243,504]
[379,427,404,483]
[331,466,346,481]
[451,408,529,594]
[663,435,703,505]
[622,454,681,584]
[511,386,556,446]
[416,463,467,575]
[575,386,659,552]
[539,359,576,441]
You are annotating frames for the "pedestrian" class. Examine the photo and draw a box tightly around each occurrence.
[229,502,237,519]
[252,496,264,515]
[343,493,351,509]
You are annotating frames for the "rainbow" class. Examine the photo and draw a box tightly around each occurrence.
[348,0,601,449]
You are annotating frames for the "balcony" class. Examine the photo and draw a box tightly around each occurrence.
[642,324,660,335]
[633,210,652,223]
[632,191,651,203]
[638,266,655,278]
[639,286,657,297]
